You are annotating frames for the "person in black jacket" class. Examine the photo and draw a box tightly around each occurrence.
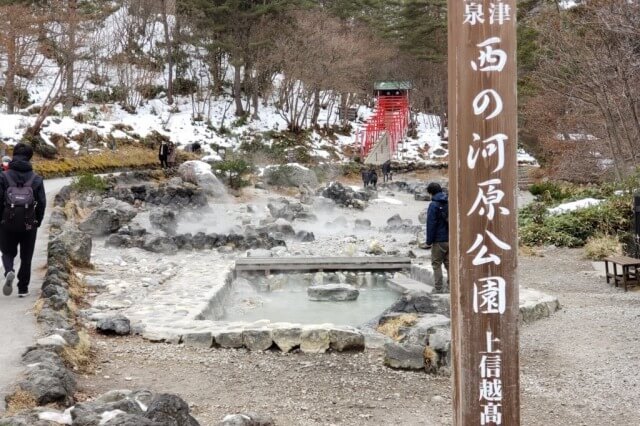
[159,141,169,169]
[0,143,46,297]
[425,182,449,293]
[382,160,392,182]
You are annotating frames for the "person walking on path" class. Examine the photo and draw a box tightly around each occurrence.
[0,143,46,297]
[425,182,449,293]
[159,141,169,169]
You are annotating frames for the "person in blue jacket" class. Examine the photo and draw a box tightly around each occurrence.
[425,182,449,293]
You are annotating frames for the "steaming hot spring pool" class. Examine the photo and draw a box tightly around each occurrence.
[223,272,402,327]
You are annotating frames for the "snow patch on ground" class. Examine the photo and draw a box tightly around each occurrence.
[548,198,603,215]
[371,197,405,206]
[39,409,72,425]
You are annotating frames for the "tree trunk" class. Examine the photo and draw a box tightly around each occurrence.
[63,0,77,114]
[6,26,17,114]
[339,92,349,127]
[252,91,259,120]
[311,88,321,127]
[233,63,244,116]
[161,0,174,105]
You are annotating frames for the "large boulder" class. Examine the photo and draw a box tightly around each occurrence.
[267,199,317,222]
[97,314,131,336]
[272,327,302,353]
[329,327,365,352]
[142,235,178,255]
[320,182,368,210]
[263,164,318,188]
[264,218,295,238]
[383,342,425,370]
[400,314,451,346]
[179,161,226,198]
[383,213,420,233]
[149,209,178,235]
[55,229,92,266]
[144,394,200,426]
[307,284,359,302]
[16,350,76,405]
[242,329,273,351]
[295,230,315,242]
[299,328,331,353]
[388,293,451,316]
[78,198,137,235]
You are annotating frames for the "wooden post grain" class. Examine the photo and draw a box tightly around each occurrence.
[448,0,520,424]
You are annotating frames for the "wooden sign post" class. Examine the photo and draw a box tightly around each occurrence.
[447,0,520,425]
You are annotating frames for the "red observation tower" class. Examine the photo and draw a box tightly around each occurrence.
[357,81,411,164]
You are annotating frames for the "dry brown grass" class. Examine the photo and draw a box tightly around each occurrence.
[61,330,94,374]
[67,273,87,301]
[584,235,622,260]
[376,313,419,341]
[33,146,160,178]
[32,298,45,317]
[519,245,545,257]
[423,346,438,372]
[62,201,90,223]
[5,389,37,414]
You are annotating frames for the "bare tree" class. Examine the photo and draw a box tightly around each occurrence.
[525,1,640,181]
[270,10,393,132]
[0,3,44,113]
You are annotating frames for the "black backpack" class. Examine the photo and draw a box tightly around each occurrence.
[436,201,448,225]
[2,173,38,231]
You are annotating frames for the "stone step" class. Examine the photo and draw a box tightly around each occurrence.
[388,274,434,294]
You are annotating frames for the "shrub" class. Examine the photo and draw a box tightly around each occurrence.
[215,157,252,189]
[110,86,128,103]
[86,89,112,103]
[529,181,572,201]
[137,84,165,100]
[71,173,108,193]
[88,73,109,85]
[519,196,632,248]
[0,86,32,109]
[173,77,197,96]
[584,235,622,260]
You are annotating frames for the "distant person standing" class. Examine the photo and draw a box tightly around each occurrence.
[368,167,378,190]
[159,141,169,169]
[425,182,449,293]
[1,156,10,171]
[361,168,370,188]
[382,160,392,182]
[0,143,46,297]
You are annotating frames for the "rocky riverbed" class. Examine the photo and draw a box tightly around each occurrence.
[76,248,640,425]
[9,165,624,426]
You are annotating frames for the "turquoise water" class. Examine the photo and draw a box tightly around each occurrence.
[223,278,400,326]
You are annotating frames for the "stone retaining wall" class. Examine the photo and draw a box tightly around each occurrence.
[2,184,202,425]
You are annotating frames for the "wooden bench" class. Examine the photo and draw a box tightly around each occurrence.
[604,256,640,291]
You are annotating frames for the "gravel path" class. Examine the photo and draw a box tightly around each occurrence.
[79,248,640,425]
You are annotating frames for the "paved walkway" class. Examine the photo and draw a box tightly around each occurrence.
[0,177,70,411]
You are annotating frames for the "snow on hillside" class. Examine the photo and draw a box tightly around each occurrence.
[0,4,537,168]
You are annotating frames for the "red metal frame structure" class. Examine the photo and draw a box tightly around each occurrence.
[358,94,410,160]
